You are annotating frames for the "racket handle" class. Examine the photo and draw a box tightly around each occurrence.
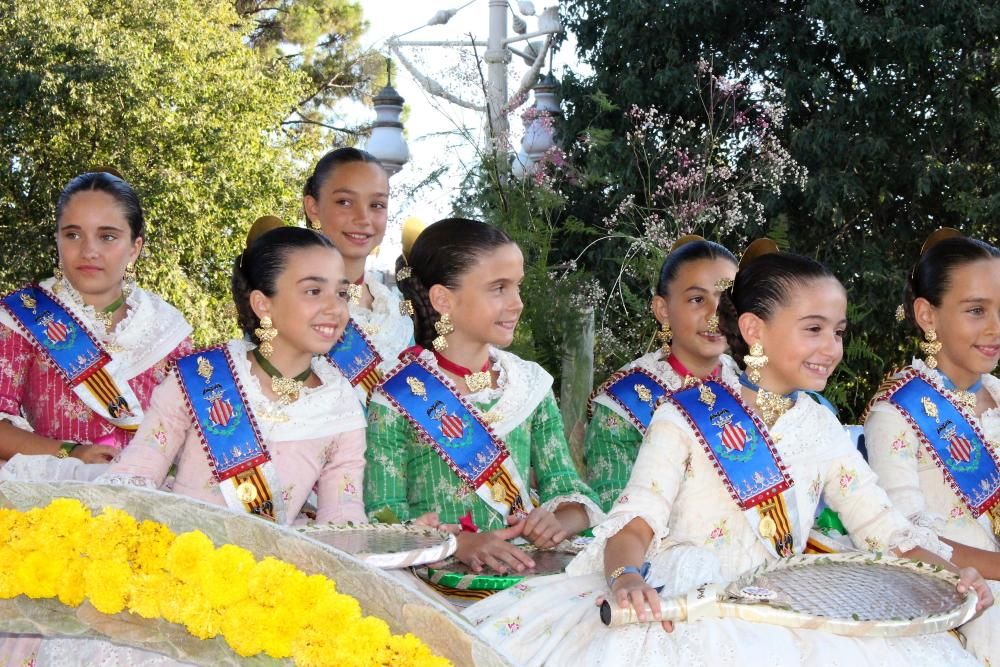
[599,595,687,627]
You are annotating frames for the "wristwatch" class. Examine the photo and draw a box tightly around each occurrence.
[56,441,80,459]
[607,561,651,588]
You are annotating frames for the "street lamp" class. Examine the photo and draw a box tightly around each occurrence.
[512,71,560,179]
[387,1,564,145]
[365,60,410,177]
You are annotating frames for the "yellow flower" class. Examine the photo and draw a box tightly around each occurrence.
[57,559,87,607]
[197,544,254,608]
[220,601,269,657]
[165,530,214,583]
[17,551,61,599]
[84,558,131,615]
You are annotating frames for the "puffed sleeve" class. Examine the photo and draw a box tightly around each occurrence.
[98,372,193,488]
[584,402,643,511]
[314,428,367,524]
[819,418,951,559]
[363,398,414,522]
[0,324,35,432]
[863,401,943,531]
[529,392,603,525]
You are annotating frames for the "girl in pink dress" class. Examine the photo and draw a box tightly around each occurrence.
[0,170,192,467]
[0,173,192,663]
[24,222,369,666]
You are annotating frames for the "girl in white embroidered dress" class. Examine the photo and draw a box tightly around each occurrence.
[303,148,413,377]
[865,231,1000,664]
[585,236,740,510]
[461,241,992,667]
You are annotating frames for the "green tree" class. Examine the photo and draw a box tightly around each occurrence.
[235,0,383,142]
[556,0,1000,419]
[0,0,369,343]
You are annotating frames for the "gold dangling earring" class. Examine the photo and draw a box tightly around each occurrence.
[123,262,137,298]
[744,341,769,385]
[309,218,322,231]
[254,315,279,358]
[432,313,454,352]
[655,322,672,357]
[920,328,942,370]
[53,259,65,293]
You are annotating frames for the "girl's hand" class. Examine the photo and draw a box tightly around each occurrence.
[455,523,535,574]
[957,566,994,616]
[510,508,569,549]
[70,444,117,464]
[600,572,672,632]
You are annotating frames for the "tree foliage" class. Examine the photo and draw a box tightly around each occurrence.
[556,0,1000,419]
[0,0,370,344]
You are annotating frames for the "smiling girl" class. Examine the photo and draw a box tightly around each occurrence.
[21,220,369,666]
[0,171,192,467]
[365,217,602,577]
[303,148,413,403]
[461,240,990,666]
[864,229,1000,664]
[96,220,367,524]
[585,236,738,510]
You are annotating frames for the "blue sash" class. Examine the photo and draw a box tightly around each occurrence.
[668,381,798,557]
[1,284,143,430]
[325,318,383,402]
[379,352,532,518]
[1,285,107,386]
[595,368,671,433]
[175,345,281,522]
[885,370,1000,517]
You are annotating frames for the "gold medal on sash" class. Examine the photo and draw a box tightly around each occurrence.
[236,480,258,503]
[758,516,777,539]
[491,483,506,503]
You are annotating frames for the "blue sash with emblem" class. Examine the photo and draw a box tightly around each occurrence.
[0,284,143,430]
[884,370,1000,518]
[668,380,799,557]
[325,318,383,403]
[379,351,533,519]
[594,368,671,434]
[175,345,284,522]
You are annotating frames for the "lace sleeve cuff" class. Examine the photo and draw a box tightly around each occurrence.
[0,411,34,433]
[565,509,671,577]
[885,524,953,561]
[95,472,160,489]
[540,492,606,528]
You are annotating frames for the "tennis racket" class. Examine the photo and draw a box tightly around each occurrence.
[600,552,978,637]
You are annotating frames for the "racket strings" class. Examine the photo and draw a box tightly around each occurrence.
[751,562,964,621]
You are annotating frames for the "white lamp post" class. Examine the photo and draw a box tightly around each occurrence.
[365,60,410,177]
[387,2,563,147]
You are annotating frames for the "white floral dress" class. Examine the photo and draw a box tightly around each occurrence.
[865,357,1000,665]
[463,374,976,667]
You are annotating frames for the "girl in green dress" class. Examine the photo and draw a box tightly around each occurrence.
[364,217,601,575]
[585,236,738,510]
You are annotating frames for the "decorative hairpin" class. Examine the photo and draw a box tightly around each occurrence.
[714,277,734,291]
[399,300,415,317]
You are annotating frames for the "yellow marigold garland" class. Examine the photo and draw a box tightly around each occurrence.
[0,499,450,666]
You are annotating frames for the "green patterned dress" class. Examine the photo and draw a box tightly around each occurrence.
[584,352,739,511]
[364,348,602,530]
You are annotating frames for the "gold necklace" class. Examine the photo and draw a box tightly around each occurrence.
[252,349,312,405]
[756,388,794,427]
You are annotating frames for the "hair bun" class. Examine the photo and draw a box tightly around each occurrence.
[90,166,124,180]
[669,234,706,253]
[246,215,285,250]
[738,238,780,270]
[401,216,429,261]
[919,227,963,256]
